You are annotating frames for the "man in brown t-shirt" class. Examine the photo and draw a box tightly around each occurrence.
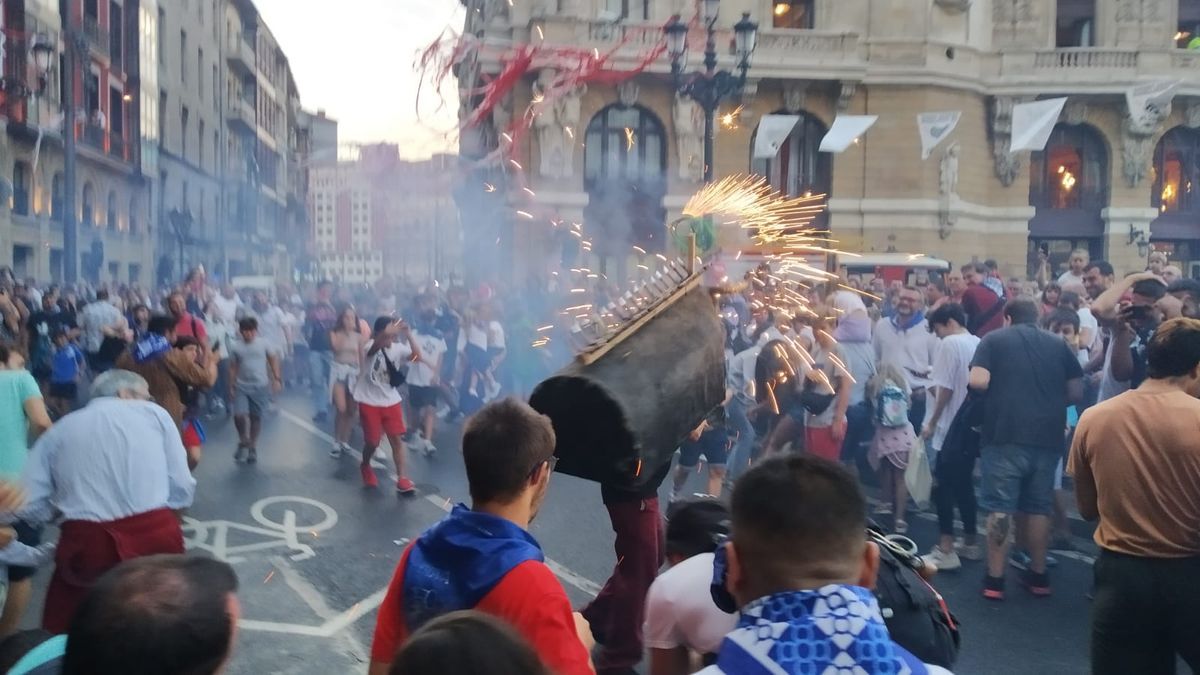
[1069,317,1200,675]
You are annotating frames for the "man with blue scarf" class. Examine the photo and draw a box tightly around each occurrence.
[369,398,594,675]
[701,455,953,675]
[873,287,939,432]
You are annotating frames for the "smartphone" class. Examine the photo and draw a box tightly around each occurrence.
[709,537,737,614]
[1125,305,1153,323]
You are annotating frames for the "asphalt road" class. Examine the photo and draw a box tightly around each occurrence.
[20,391,1099,674]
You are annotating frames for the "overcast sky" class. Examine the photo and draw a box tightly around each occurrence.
[254,0,464,159]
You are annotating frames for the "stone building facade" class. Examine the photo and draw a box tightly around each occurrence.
[459,0,1200,281]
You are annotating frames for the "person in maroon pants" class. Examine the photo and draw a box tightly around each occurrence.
[583,462,670,675]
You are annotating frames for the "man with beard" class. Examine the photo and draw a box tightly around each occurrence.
[369,398,594,675]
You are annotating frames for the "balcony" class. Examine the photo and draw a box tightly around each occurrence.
[996,48,1152,88]
[753,30,864,77]
[227,96,255,134]
[227,33,255,76]
[1033,49,1138,69]
[82,16,109,59]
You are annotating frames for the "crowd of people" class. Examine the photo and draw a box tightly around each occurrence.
[0,243,1189,674]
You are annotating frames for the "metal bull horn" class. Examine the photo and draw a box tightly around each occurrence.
[529,258,726,490]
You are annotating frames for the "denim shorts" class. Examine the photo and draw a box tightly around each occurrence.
[979,444,1060,516]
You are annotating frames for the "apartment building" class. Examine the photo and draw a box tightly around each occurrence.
[459,0,1200,281]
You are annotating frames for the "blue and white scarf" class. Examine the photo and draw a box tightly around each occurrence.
[701,585,938,675]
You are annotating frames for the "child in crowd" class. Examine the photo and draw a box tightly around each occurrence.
[47,330,84,417]
[867,363,915,534]
[1043,308,1085,552]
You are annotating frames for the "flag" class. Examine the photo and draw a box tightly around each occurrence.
[917,111,961,159]
[1125,80,1179,130]
[819,115,878,153]
[1010,98,1067,153]
[752,115,800,159]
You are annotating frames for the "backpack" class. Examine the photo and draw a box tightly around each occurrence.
[869,526,962,669]
[876,381,909,428]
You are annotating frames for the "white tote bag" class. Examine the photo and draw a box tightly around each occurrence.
[905,437,933,509]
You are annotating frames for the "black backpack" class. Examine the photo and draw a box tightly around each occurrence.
[869,526,961,669]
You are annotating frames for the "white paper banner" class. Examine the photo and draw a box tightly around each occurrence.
[1125,80,1179,130]
[753,115,801,159]
[1010,98,1068,153]
[819,115,878,153]
[917,111,962,160]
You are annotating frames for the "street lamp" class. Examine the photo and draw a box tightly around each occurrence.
[664,4,758,182]
[30,35,54,94]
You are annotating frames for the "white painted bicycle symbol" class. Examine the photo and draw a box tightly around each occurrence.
[183,496,339,563]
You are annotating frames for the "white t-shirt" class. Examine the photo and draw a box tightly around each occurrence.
[1057,270,1086,288]
[407,331,447,387]
[928,331,980,452]
[252,305,288,352]
[1077,307,1100,351]
[643,552,737,656]
[353,340,413,408]
[210,294,242,325]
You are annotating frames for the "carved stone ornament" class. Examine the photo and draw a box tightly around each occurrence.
[617,81,640,107]
[782,81,808,114]
[1121,94,1173,187]
[989,95,1024,187]
[1185,98,1200,129]
[837,82,858,112]
[1062,100,1089,125]
[934,0,972,13]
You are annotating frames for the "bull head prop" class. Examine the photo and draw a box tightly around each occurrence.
[529,259,726,490]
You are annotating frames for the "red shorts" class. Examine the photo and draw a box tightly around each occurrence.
[805,426,842,462]
[181,420,203,448]
[358,402,406,446]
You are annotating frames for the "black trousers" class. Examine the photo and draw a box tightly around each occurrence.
[934,448,977,538]
[1092,549,1200,675]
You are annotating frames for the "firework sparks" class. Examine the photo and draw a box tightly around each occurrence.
[624,127,636,151]
[564,126,574,139]
[483,183,496,193]
[516,210,534,219]
[720,105,744,129]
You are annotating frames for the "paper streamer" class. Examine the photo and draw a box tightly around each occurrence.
[753,115,800,159]
[819,115,878,153]
[1010,98,1067,153]
[917,111,961,160]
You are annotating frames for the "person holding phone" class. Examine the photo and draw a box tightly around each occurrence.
[354,316,421,493]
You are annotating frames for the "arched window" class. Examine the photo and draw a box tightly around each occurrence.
[750,112,831,228]
[583,104,667,255]
[129,195,139,234]
[11,162,30,216]
[772,0,814,29]
[1029,123,1109,211]
[107,190,118,230]
[1152,127,1199,215]
[50,173,64,223]
[584,104,666,189]
[82,182,96,226]
[1057,0,1096,47]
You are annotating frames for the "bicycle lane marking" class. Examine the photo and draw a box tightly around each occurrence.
[278,408,603,597]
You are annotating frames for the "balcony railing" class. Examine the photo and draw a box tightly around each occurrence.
[1033,48,1138,69]
[79,123,131,162]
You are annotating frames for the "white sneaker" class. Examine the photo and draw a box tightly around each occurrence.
[420,437,437,457]
[956,541,984,561]
[329,443,342,458]
[922,546,962,572]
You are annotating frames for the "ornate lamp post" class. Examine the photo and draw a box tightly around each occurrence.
[664,2,758,183]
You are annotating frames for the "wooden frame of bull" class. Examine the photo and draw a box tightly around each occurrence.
[530,235,727,490]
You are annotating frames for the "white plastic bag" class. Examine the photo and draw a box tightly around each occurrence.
[905,438,933,509]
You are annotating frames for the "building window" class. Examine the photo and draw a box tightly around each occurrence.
[181,105,189,159]
[107,190,118,230]
[1180,1,1200,48]
[199,120,206,168]
[180,30,187,82]
[212,65,218,111]
[109,1,123,69]
[82,182,96,226]
[12,162,30,216]
[750,111,830,228]
[1030,123,1109,211]
[772,1,814,29]
[1056,0,1095,47]
[198,47,204,94]
[158,8,166,65]
[129,195,139,234]
[1152,127,1200,214]
[159,91,167,142]
[51,173,64,222]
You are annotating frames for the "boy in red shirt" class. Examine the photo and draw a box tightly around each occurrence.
[369,399,594,675]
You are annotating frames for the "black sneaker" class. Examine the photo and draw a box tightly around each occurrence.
[1020,569,1052,597]
[982,574,1006,601]
[246,448,258,464]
